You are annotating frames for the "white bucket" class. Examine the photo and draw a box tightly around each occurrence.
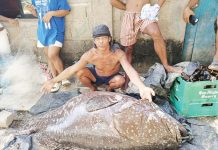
[0,23,11,54]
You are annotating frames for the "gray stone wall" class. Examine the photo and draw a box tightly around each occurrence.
[2,0,189,71]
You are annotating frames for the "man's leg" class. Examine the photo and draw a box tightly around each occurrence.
[107,75,125,91]
[47,46,64,77]
[213,17,218,60]
[44,47,57,78]
[76,68,97,91]
[208,17,218,70]
[123,45,134,89]
[125,45,134,64]
[142,22,182,73]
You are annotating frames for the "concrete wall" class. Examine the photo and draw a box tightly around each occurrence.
[2,0,189,71]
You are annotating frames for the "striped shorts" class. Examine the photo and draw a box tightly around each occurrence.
[120,11,156,46]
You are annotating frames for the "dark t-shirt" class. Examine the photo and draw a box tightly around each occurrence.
[0,0,20,18]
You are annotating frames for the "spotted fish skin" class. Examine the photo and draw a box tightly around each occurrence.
[21,91,185,149]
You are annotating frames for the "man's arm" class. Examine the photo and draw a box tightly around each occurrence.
[0,15,10,22]
[157,0,166,7]
[25,4,37,17]
[0,15,18,25]
[43,10,70,23]
[110,0,126,10]
[183,0,199,23]
[187,0,199,8]
[118,50,155,101]
[41,53,89,93]
[51,60,86,83]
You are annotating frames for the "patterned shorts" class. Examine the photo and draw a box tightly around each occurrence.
[120,11,156,46]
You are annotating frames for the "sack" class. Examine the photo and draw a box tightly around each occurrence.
[140,4,160,21]
[0,24,11,54]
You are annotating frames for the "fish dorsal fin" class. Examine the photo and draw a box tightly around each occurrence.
[86,94,121,112]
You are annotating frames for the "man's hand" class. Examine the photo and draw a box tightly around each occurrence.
[43,11,54,23]
[139,87,155,102]
[183,7,195,23]
[110,0,126,10]
[8,18,19,26]
[40,80,55,94]
[25,3,37,17]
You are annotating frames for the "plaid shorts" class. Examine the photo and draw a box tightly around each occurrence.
[120,11,156,46]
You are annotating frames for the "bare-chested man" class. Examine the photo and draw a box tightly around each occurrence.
[41,24,155,101]
[111,0,182,74]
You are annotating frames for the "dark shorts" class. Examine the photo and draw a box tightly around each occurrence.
[88,66,121,86]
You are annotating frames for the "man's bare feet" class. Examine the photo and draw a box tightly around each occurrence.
[106,86,115,92]
[164,65,183,74]
[89,85,98,91]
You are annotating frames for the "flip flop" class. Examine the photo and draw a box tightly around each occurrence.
[62,79,71,86]
[208,63,218,71]
[207,68,218,78]
[51,82,61,93]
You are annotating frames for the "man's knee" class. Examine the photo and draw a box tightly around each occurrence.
[48,52,58,60]
[150,29,162,40]
[76,71,88,83]
[110,75,125,86]
[76,69,86,78]
[47,47,61,60]
[145,24,162,40]
[79,76,89,83]
[119,76,125,85]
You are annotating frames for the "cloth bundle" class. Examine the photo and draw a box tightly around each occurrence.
[140,4,160,21]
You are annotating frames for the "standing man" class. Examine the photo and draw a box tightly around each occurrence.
[41,24,155,102]
[110,0,182,73]
[183,0,218,70]
[25,0,71,92]
[209,18,218,70]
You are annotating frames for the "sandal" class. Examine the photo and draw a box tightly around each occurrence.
[208,63,218,71]
[61,79,71,86]
[51,82,61,93]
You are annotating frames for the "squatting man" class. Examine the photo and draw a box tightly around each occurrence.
[41,24,155,102]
